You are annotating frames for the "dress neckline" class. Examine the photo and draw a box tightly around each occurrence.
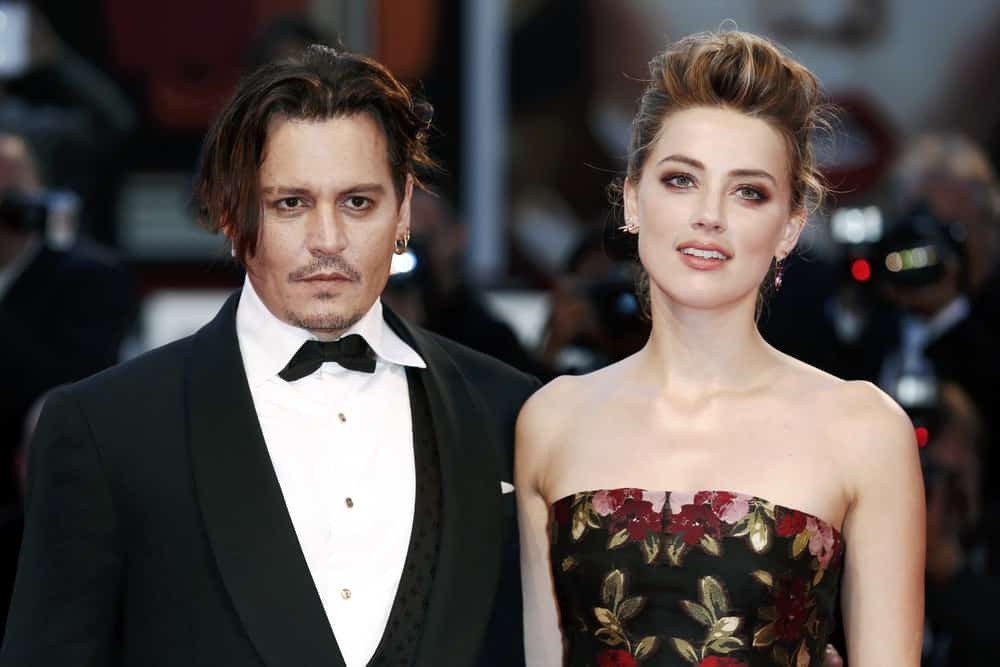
[550,487,844,540]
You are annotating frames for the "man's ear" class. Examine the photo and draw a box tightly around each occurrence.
[397,175,414,239]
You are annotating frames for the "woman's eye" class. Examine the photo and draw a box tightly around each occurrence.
[736,186,766,201]
[664,174,694,188]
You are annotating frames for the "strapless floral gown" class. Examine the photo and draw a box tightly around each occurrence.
[550,489,845,667]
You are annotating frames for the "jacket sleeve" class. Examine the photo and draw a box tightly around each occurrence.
[0,387,121,665]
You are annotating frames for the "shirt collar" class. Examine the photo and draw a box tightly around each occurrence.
[236,277,425,386]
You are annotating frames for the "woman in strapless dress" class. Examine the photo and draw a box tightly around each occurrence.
[516,30,924,666]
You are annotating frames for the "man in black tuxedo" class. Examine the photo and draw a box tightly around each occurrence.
[2,46,538,666]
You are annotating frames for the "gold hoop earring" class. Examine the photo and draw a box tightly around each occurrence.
[394,232,410,255]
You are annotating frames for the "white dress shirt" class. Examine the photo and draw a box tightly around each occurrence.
[236,278,426,667]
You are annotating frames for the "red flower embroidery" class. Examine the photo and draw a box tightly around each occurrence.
[772,577,810,641]
[668,503,722,545]
[695,491,734,514]
[698,657,748,667]
[609,497,662,541]
[597,648,637,667]
[775,508,808,537]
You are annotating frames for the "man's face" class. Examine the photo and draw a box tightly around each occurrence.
[246,114,411,339]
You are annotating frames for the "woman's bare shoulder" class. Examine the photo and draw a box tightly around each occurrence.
[779,358,917,492]
[515,362,631,467]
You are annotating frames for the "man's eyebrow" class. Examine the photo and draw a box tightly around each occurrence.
[260,186,312,196]
[260,183,388,195]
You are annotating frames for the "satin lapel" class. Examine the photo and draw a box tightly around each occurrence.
[186,294,347,667]
[383,309,503,665]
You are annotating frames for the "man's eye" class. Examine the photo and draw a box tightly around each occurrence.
[346,196,372,210]
[276,197,304,210]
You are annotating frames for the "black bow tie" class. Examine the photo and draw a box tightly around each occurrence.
[278,335,377,381]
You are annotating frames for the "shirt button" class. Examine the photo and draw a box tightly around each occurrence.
[341,588,352,600]
[338,412,347,423]
[345,497,354,508]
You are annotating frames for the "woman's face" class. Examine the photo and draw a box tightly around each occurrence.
[625,106,804,313]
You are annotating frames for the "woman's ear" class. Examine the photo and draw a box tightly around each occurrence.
[776,209,806,259]
[623,178,639,231]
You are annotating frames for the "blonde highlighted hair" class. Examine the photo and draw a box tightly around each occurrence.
[626,30,831,214]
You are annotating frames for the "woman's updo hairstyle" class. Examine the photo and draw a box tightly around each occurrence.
[629,29,828,211]
[607,30,832,308]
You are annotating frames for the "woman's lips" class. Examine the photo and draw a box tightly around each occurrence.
[677,244,731,271]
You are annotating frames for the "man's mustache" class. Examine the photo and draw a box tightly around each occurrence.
[288,255,362,282]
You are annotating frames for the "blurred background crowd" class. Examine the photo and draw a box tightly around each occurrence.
[0,1,998,664]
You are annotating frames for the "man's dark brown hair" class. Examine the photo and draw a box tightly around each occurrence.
[194,44,435,262]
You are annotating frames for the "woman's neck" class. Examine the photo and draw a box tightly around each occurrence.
[636,293,778,400]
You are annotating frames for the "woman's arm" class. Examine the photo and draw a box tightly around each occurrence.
[839,383,925,665]
[516,388,565,666]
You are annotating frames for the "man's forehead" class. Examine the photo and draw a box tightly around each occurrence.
[259,115,394,185]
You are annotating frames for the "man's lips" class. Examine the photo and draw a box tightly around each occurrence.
[299,272,353,282]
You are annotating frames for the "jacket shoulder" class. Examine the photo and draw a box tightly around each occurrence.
[66,335,194,401]
[420,327,539,390]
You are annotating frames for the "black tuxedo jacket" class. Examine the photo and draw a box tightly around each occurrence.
[1,293,539,666]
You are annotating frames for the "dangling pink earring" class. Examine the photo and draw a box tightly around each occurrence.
[773,258,785,291]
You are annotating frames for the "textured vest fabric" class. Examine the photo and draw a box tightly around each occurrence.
[367,368,442,666]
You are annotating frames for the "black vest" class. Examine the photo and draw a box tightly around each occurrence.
[367,368,442,666]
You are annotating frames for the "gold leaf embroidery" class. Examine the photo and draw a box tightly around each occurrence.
[670,637,699,664]
[595,627,626,646]
[700,534,721,556]
[594,606,618,627]
[571,503,589,541]
[666,535,686,566]
[618,596,645,622]
[641,532,660,564]
[752,570,774,588]
[635,636,661,660]
[607,528,630,549]
[680,599,714,627]
[749,512,771,553]
[699,576,730,616]
[601,569,625,608]
[753,621,777,647]
[707,635,744,654]
[792,530,810,558]
[712,616,741,634]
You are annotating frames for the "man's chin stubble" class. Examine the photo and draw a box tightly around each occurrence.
[287,309,364,337]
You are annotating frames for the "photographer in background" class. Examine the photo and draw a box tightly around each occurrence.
[0,132,134,502]
[893,134,1000,334]
[875,135,1000,501]
[0,4,135,245]
[921,383,1000,666]
[538,230,648,375]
